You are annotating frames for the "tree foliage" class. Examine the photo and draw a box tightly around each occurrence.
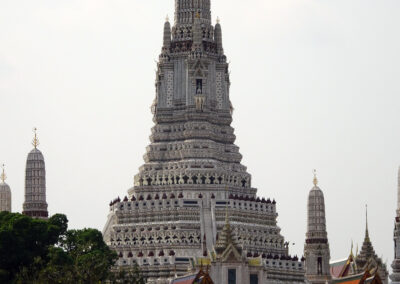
[0,212,145,284]
[0,212,67,282]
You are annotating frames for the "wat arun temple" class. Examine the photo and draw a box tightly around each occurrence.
[101,1,391,284]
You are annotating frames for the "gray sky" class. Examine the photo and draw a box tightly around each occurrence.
[1,0,399,267]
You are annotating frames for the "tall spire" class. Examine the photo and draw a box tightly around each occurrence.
[1,164,6,183]
[365,204,370,241]
[214,17,223,54]
[305,171,331,283]
[32,127,39,149]
[356,206,388,282]
[163,16,171,49]
[357,205,376,262]
[0,163,11,212]
[23,129,48,219]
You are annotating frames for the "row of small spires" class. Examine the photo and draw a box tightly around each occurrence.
[110,193,184,206]
[110,194,276,206]
[119,250,175,258]
[114,225,178,233]
[118,250,305,262]
[229,194,276,204]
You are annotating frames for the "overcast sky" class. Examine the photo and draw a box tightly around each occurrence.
[1,0,399,267]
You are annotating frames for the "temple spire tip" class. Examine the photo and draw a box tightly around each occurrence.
[313,169,318,186]
[365,204,370,240]
[32,127,40,149]
[1,164,6,183]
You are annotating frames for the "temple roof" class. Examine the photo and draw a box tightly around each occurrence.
[332,272,365,284]
[355,206,379,269]
[330,253,355,279]
[170,268,214,284]
[214,209,242,257]
[331,270,383,284]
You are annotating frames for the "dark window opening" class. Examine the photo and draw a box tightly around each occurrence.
[196,79,203,94]
[317,257,323,275]
[228,269,236,284]
[250,274,258,284]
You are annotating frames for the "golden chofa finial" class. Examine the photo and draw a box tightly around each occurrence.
[32,127,40,149]
[1,164,6,183]
[313,169,318,186]
[350,240,354,257]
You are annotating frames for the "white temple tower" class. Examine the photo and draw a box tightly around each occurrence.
[22,128,48,219]
[0,164,11,212]
[103,0,305,283]
[304,171,331,284]
[390,167,400,283]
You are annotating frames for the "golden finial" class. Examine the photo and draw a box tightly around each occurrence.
[166,15,169,22]
[32,127,40,149]
[350,240,354,257]
[195,11,201,19]
[216,17,220,24]
[313,169,318,186]
[1,164,6,183]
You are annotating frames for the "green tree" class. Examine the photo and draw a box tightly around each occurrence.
[61,228,117,283]
[0,212,145,284]
[0,212,68,283]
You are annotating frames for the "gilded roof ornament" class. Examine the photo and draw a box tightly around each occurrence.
[166,15,169,22]
[1,164,6,183]
[216,17,220,24]
[32,127,40,149]
[313,169,318,186]
[350,240,354,257]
